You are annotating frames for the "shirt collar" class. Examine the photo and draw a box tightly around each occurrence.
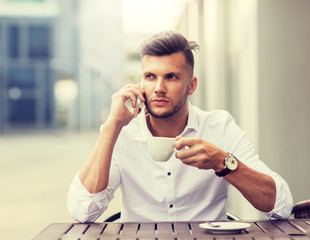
[138,102,199,141]
[183,102,199,135]
[139,112,153,141]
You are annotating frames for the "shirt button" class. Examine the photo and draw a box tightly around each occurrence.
[169,204,173,208]
[167,172,171,176]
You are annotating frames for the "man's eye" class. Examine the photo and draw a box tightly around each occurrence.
[167,74,177,79]
[145,74,154,79]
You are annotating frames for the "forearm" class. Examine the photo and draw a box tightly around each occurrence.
[225,160,276,212]
[79,119,123,193]
[175,137,278,212]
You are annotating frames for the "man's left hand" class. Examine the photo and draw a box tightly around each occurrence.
[174,137,228,172]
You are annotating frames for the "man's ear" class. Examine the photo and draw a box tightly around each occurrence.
[187,76,197,96]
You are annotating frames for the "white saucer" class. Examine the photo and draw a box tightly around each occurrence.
[199,222,251,234]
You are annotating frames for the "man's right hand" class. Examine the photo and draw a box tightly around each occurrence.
[107,83,145,127]
[79,83,145,194]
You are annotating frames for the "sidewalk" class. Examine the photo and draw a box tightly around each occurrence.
[0,130,121,240]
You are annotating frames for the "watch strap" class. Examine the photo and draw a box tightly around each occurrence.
[215,167,232,177]
[215,153,238,177]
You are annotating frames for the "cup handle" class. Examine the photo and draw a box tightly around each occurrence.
[174,147,182,153]
[174,143,185,153]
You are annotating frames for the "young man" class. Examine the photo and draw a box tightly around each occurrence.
[68,31,293,223]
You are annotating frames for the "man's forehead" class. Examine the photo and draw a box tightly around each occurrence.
[141,52,187,69]
[141,52,186,61]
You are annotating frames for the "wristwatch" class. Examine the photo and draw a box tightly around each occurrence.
[215,153,238,177]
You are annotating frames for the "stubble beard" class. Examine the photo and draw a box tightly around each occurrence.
[145,87,189,119]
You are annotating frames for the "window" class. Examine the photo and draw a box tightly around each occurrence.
[9,99,36,123]
[28,25,50,59]
[8,67,36,88]
[7,25,19,59]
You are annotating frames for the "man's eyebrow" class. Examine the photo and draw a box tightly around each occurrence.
[165,72,182,77]
[143,71,182,77]
[143,72,155,76]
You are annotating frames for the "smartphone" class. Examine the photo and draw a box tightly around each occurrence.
[134,81,145,118]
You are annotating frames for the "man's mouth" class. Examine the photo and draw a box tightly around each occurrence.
[152,98,169,106]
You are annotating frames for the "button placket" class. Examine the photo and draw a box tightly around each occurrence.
[165,158,176,220]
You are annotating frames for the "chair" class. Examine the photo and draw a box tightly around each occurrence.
[227,212,240,220]
[104,211,240,222]
[292,199,310,218]
[105,212,121,222]
[104,200,310,222]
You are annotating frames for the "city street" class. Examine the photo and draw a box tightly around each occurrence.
[0,130,121,240]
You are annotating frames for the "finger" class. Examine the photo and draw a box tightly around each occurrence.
[174,136,183,151]
[123,84,143,95]
[174,137,199,151]
[178,154,209,169]
[122,92,138,108]
[127,92,143,117]
[178,154,200,167]
[175,144,199,159]
[179,138,202,147]
[175,136,183,141]
[134,99,140,118]
[137,82,144,92]
[136,91,145,105]
[121,89,139,108]
[135,83,146,103]
[127,87,145,107]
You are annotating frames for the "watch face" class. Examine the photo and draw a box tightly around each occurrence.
[226,155,238,170]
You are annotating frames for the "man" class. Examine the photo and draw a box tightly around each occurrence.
[68,31,293,223]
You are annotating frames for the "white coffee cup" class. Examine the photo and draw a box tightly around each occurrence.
[147,137,182,162]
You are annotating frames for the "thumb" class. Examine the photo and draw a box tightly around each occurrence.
[175,136,183,141]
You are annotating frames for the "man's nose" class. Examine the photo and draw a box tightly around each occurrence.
[154,78,166,94]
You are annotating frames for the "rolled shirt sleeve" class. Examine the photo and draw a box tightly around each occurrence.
[222,111,293,219]
[266,173,293,219]
[67,174,111,223]
[67,162,121,223]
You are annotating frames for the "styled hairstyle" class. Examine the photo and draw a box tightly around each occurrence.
[138,31,200,75]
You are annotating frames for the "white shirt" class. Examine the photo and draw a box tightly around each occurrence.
[67,105,293,223]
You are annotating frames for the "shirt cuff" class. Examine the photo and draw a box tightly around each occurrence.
[67,173,110,222]
[265,174,293,219]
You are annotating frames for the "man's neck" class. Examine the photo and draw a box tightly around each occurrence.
[146,103,189,138]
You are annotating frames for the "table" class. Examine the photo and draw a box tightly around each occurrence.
[32,219,310,240]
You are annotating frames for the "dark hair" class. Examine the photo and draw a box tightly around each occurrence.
[138,31,199,75]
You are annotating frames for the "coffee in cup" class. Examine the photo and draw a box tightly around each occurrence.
[147,136,182,162]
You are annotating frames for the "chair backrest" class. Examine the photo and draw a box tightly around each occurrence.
[104,199,310,222]
[292,200,310,218]
[104,212,121,222]
[104,212,240,222]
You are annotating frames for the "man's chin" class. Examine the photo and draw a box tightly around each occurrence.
[148,109,174,119]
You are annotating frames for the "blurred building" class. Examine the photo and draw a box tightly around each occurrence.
[0,0,126,132]
[0,0,81,132]
[77,0,125,129]
[0,0,59,132]
[123,32,152,84]
[177,0,310,219]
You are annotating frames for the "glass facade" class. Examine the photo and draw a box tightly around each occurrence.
[0,19,54,130]
[9,99,36,123]
[8,67,36,88]
[7,25,19,58]
[28,26,50,59]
